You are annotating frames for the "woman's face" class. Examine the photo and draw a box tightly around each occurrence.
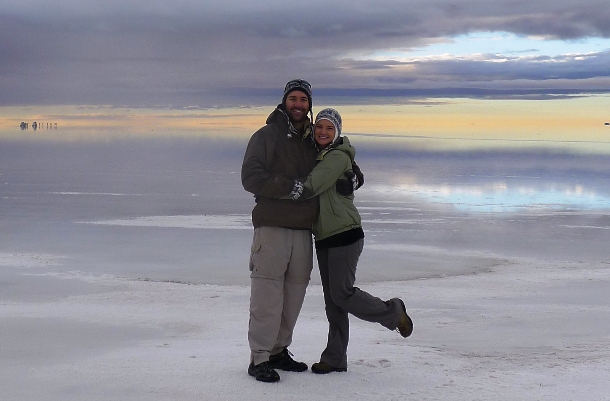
[314,119,335,147]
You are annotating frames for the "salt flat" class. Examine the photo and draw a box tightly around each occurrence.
[1,250,609,400]
[2,137,610,400]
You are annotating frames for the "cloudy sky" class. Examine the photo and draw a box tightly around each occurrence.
[2,0,610,109]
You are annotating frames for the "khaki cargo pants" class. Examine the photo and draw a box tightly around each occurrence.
[248,226,313,366]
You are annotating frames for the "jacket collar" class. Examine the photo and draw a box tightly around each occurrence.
[270,105,313,140]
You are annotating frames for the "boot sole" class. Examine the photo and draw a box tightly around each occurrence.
[398,299,414,338]
[269,362,308,372]
[311,364,347,374]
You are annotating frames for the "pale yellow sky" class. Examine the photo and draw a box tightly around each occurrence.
[2,96,610,152]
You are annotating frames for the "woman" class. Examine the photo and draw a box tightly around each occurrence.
[289,108,413,374]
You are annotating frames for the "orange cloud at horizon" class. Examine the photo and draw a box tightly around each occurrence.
[2,96,609,152]
[0,106,267,141]
[337,96,609,143]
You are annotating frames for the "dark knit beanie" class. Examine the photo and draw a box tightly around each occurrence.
[282,79,312,112]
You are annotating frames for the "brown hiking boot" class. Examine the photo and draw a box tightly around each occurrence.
[311,361,347,374]
[396,299,413,338]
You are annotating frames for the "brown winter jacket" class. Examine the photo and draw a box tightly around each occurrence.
[241,106,319,229]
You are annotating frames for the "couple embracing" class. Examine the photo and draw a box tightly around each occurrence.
[241,79,413,383]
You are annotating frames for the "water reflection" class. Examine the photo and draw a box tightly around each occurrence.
[371,182,610,213]
[360,147,610,214]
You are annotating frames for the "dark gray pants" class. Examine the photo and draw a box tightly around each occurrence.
[316,238,402,369]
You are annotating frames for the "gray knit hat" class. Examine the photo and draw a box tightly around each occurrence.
[282,79,312,111]
[315,108,342,143]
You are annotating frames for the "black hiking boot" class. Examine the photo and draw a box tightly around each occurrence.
[248,362,280,383]
[396,298,413,338]
[268,348,308,372]
[311,361,348,374]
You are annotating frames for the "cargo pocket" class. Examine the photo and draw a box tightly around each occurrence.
[249,229,262,272]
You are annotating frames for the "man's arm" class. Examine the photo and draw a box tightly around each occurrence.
[241,130,294,198]
[336,160,364,196]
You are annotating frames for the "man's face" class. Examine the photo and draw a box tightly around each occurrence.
[285,90,310,123]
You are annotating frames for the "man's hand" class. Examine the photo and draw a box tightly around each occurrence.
[336,162,364,196]
[336,174,353,196]
[351,161,364,190]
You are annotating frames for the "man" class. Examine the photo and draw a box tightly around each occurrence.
[241,79,360,382]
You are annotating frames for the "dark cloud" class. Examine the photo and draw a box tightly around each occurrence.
[408,52,610,82]
[1,0,610,107]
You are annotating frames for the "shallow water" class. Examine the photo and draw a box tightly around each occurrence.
[2,136,610,287]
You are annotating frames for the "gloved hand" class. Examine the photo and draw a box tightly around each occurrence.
[336,161,364,196]
[289,180,304,200]
[336,174,353,196]
[351,161,364,190]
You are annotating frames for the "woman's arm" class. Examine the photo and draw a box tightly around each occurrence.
[280,151,353,201]
[301,151,352,198]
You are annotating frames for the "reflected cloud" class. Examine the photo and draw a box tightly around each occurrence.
[370,182,610,213]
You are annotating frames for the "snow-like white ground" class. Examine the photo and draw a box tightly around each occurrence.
[2,246,609,400]
[2,138,610,400]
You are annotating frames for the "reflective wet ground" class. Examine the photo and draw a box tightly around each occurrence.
[2,137,610,287]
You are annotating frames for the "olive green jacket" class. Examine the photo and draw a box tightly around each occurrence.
[303,136,362,241]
